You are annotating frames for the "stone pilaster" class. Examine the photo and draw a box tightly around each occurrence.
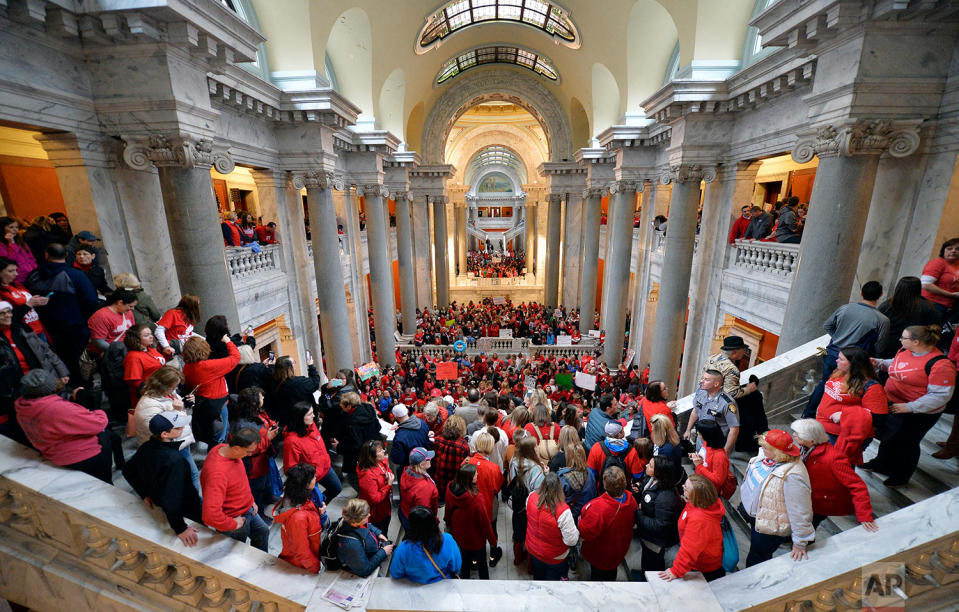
[393,191,417,336]
[562,190,584,308]
[543,193,564,307]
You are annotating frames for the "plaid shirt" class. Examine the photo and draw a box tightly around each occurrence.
[431,436,471,495]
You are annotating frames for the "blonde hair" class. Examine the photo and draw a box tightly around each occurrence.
[686,474,719,509]
[565,443,587,471]
[474,431,495,455]
[557,425,579,451]
[113,272,141,291]
[342,498,371,524]
[758,432,800,463]
[651,413,680,447]
[443,414,466,439]
[237,344,257,365]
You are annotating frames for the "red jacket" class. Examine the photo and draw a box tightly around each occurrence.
[672,499,725,578]
[183,341,239,399]
[444,487,497,550]
[464,453,503,518]
[804,443,873,522]
[728,216,751,244]
[274,500,323,573]
[400,467,438,519]
[834,404,873,466]
[200,444,255,531]
[525,492,571,561]
[357,459,392,522]
[283,423,331,478]
[578,492,638,570]
[694,446,736,499]
[247,412,278,479]
[15,395,107,466]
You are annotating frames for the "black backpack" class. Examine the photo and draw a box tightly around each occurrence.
[627,406,648,442]
[599,443,629,489]
[320,518,349,571]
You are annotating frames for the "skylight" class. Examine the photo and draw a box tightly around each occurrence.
[436,45,559,84]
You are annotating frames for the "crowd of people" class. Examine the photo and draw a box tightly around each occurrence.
[727,196,808,244]
[466,250,526,278]
[1,204,957,589]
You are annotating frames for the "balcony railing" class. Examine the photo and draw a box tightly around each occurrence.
[225,244,282,279]
[397,336,602,359]
[731,239,800,278]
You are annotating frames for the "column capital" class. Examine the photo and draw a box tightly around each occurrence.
[291,170,343,191]
[391,190,413,202]
[792,120,921,163]
[608,179,643,195]
[546,193,565,205]
[582,187,606,200]
[121,134,234,173]
[431,195,448,206]
[358,184,389,199]
[659,164,716,185]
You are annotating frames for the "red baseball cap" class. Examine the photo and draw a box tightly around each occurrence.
[764,429,800,457]
[430,388,442,397]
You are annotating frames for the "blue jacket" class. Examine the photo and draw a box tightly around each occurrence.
[390,533,461,584]
[389,416,431,468]
[337,522,387,577]
[557,467,597,521]
[27,261,98,329]
[584,408,613,449]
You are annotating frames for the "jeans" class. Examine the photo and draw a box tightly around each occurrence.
[529,554,568,580]
[221,505,269,552]
[802,345,839,419]
[179,446,201,496]
[590,565,618,581]
[745,527,791,567]
[216,401,230,444]
[249,474,272,521]
[460,547,489,579]
[318,468,342,504]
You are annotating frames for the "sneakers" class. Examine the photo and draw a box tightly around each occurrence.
[489,545,503,567]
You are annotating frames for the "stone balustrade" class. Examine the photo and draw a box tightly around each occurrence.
[731,239,800,277]
[652,229,666,253]
[396,336,602,359]
[226,244,282,279]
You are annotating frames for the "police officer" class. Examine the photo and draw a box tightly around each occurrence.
[683,369,740,455]
[703,335,757,400]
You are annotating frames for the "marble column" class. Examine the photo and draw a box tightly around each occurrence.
[411,196,433,309]
[543,194,564,307]
[295,172,354,374]
[778,121,921,353]
[563,192,584,308]
[361,185,397,367]
[432,196,450,307]
[393,191,417,336]
[579,188,604,333]
[455,202,467,274]
[122,135,240,328]
[338,187,372,364]
[601,181,639,366]
[678,162,760,396]
[650,166,713,389]
[854,153,925,298]
[629,182,657,356]
[251,170,321,377]
[525,202,537,274]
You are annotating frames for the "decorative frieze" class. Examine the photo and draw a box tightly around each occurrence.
[792,120,921,162]
[122,135,234,173]
[659,165,717,185]
[290,170,343,191]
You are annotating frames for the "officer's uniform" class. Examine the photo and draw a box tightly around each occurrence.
[692,388,740,439]
[704,352,744,399]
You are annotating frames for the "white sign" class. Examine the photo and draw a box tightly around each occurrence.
[524,375,537,389]
[498,329,513,338]
[588,330,601,338]
[492,296,506,305]
[556,335,573,346]
[574,371,597,391]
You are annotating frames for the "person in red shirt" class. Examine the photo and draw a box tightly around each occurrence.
[154,295,200,358]
[274,463,328,573]
[283,402,341,504]
[182,334,240,445]
[933,331,959,459]
[867,324,957,486]
[689,420,736,499]
[356,439,394,534]
[660,475,726,582]
[400,447,439,530]
[464,432,504,537]
[630,380,675,437]
[578,467,638,580]
[122,324,166,407]
[254,222,277,244]
[444,463,498,579]
[815,347,886,443]
[234,387,280,523]
[0,256,48,339]
[920,238,959,314]
[728,205,752,244]
[87,289,137,355]
[200,425,269,551]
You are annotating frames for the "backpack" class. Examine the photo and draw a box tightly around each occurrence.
[599,442,629,489]
[627,405,648,442]
[320,518,348,571]
[25,267,75,296]
[531,423,559,462]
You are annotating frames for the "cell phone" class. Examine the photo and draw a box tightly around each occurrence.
[305,349,312,361]
[268,351,275,360]
[45,292,54,298]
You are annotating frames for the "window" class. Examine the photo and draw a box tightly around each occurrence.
[437,45,559,84]
[466,145,527,186]
[418,0,579,52]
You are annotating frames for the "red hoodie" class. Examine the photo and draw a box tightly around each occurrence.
[694,447,736,499]
[357,458,392,523]
[444,486,496,550]
[15,395,107,466]
[283,422,331,479]
[672,499,725,578]
[578,491,639,570]
[274,500,323,573]
[400,467,438,519]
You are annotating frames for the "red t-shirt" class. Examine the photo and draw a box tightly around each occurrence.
[156,308,194,345]
[886,349,957,404]
[201,444,255,531]
[0,283,45,336]
[87,307,134,354]
[816,376,887,435]
[921,257,959,307]
[123,348,166,403]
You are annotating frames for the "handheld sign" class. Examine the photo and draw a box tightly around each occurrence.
[453,340,466,352]
[574,371,597,391]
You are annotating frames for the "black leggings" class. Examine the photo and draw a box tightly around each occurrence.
[873,412,942,482]
[66,433,114,484]
[460,547,489,579]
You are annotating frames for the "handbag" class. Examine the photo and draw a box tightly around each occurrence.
[720,515,739,573]
[422,544,459,580]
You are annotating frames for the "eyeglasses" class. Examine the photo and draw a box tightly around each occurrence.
[900,336,913,341]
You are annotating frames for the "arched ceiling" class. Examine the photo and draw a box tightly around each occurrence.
[250,0,758,151]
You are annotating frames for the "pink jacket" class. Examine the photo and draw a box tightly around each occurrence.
[0,242,37,284]
[15,394,107,465]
